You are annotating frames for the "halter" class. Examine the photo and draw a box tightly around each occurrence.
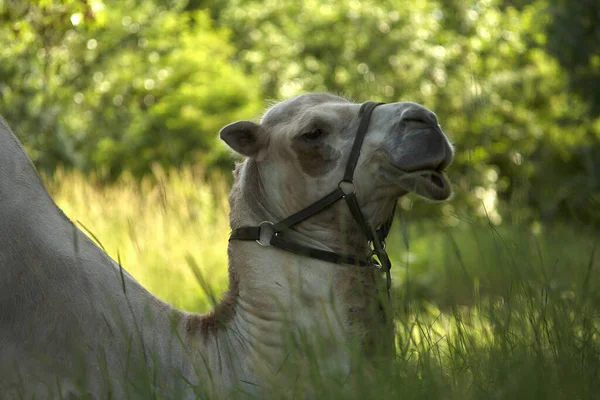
[229,102,394,292]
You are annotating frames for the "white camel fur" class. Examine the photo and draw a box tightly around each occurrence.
[0,93,453,398]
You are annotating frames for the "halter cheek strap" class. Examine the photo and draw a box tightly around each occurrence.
[229,101,394,292]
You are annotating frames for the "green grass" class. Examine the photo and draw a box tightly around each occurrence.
[47,166,231,313]
[45,168,599,399]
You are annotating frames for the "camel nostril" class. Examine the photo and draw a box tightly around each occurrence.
[403,118,429,124]
[402,118,433,129]
[400,106,439,126]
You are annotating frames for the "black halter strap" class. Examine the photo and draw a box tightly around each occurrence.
[229,101,394,291]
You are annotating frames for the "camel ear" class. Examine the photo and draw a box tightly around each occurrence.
[219,120,266,158]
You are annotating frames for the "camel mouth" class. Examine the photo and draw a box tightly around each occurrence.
[395,169,452,201]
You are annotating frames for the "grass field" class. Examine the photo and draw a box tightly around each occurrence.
[45,167,599,399]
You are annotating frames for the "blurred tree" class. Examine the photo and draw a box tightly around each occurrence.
[0,0,597,226]
[537,0,600,226]
[0,0,262,178]
[212,0,599,226]
[544,0,600,117]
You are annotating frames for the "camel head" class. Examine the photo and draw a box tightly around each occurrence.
[221,93,453,251]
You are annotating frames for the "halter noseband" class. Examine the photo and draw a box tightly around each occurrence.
[229,101,394,291]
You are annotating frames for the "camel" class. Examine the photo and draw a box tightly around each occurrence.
[0,93,453,399]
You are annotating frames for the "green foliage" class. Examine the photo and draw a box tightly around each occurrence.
[545,0,600,117]
[1,0,598,225]
[0,0,262,178]
[213,0,599,226]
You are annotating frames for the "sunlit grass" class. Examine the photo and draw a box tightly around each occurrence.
[46,166,230,313]
[42,168,599,398]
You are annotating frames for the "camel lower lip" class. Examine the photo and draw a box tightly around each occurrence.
[394,170,451,200]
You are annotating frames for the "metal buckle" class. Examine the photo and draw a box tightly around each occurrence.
[369,238,391,272]
[370,257,383,270]
[368,239,386,255]
[256,221,275,247]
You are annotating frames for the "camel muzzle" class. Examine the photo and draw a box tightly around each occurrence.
[388,115,454,201]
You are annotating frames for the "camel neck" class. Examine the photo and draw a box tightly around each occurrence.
[176,241,353,394]
[182,238,391,388]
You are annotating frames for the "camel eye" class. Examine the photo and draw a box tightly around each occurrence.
[302,128,324,141]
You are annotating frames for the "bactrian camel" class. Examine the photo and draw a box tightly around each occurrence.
[0,93,453,399]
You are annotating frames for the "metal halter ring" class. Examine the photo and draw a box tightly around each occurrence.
[256,221,275,247]
[338,180,355,197]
